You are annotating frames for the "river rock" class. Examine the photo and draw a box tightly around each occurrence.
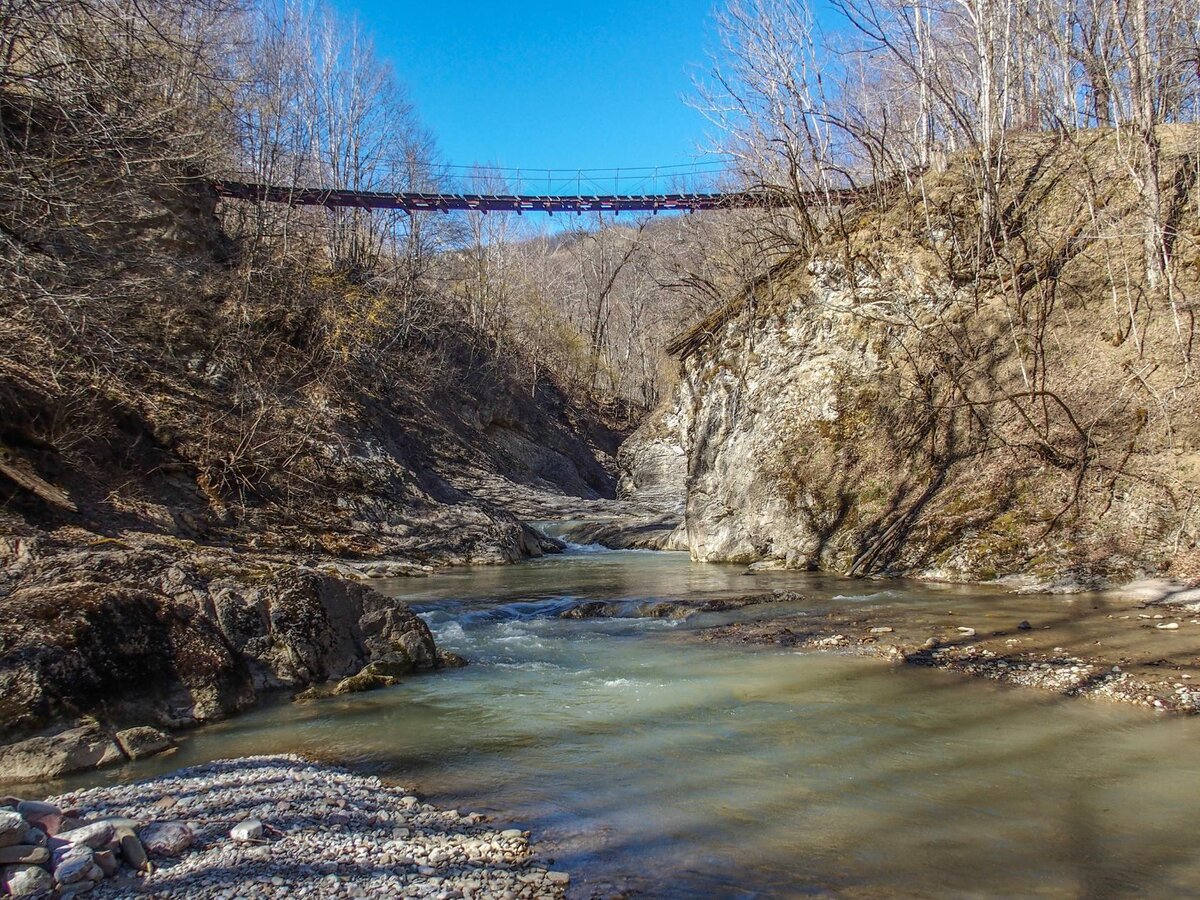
[53,846,95,884]
[55,817,86,835]
[230,818,263,842]
[0,725,123,783]
[114,726,173,760]
[42,756,571,897]
[0,811,27,848]
[2,863,53,897]
[118,833,148,871]
[93,849,118,876]
[0,845,48,865]
[16,800,62,836]
[437,650,469,668]
[139,821,193,856]
[360,605,438,669]
[61,822,113,849]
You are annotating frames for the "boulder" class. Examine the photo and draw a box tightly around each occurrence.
[138,821,192,856]
[359,604,437,669]
[0,546,442,745]
[436,650,469,669]
[2,863,53,897]
[0,725,123,783]
[114,726,172,761]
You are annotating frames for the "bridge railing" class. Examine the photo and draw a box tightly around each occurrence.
[209,180,787,213]
[211,158,752,213]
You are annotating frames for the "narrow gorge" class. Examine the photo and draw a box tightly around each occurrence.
[4,0,1200,897]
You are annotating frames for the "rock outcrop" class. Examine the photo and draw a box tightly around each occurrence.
[622,133,1200,589]
[0,537,440,782]
[615,404,688,515]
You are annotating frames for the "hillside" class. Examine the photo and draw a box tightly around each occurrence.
[0,48,626,768]
[621,129,1200,590]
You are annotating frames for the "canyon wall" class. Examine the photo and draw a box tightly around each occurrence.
[622,132,1200,590]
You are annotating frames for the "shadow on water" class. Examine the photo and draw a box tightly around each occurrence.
[40,550,1200,897]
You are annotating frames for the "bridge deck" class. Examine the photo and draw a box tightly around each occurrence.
[211,181,782,213]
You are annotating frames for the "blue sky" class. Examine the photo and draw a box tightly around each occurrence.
[328,0,728,174]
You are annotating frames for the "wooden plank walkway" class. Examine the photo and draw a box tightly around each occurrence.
[211,180,787,214]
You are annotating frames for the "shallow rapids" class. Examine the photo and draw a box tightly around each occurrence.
[46,549,1200,896]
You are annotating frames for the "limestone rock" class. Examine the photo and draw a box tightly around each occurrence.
[361,651,413,678]
[331,672,397,695]
[0,724,123,784]
[114,726,172,761]
[436,650,469,669]
[616,405,687,513]
[621,218,1190,585]
[359,604,437,669]
[0,545,441,753]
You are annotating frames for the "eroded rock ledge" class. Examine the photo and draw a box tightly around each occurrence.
[696,594,1200,714]
[0,535,454,784]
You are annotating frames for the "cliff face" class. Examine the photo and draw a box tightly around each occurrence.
[624,132,1200,590]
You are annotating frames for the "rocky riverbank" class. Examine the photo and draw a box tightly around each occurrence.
[695,581,1200,713]
[2,755,569,898]
[0,532,465,785]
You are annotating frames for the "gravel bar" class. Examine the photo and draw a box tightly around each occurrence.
[46,755,570,899]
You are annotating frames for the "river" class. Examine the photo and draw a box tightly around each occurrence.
[48,546,1200,897]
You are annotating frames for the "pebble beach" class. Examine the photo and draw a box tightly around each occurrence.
[3,756,569,899]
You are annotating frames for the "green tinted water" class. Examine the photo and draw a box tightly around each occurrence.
[55,549,1200,897]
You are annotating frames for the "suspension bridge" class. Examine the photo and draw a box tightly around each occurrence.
[211,160,786,214]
